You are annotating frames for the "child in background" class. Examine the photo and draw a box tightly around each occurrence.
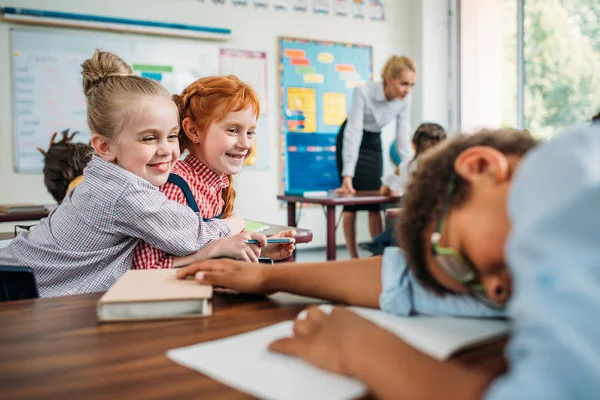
[368,123,447,255]
[0,50,267,297]
[380,122,447,196]
[133,75,295,269]
[182,126,600,399]
[37,129,93,203]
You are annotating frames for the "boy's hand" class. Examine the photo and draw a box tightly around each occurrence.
[262,229,296,260]
[268,307,381,376]
[176,257,273,294]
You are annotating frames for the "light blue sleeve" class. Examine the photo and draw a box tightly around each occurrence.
[485,126,600,400]
[379,247,506,317]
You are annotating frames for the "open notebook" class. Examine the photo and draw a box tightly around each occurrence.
[167,305,509,400]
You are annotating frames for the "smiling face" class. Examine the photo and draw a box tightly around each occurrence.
[106,96,180,186]
[385,70,416,101]
[189,108,257,176]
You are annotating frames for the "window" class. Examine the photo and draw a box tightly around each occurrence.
[457,0,600,137]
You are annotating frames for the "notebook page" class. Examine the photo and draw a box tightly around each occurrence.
[167,321,367,400]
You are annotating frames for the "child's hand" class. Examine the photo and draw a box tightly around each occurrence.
[268,307,381,376]
[261,229,296,260]
[379,185,391,195]
[205,232,267,263]
[224,213,245,233]
[176,257,273,294]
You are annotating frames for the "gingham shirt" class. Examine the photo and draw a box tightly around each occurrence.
[132,155,230,269]
[0,156,231,298]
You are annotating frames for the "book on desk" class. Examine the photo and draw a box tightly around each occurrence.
[97,269,212,322]
[0,203,48,213]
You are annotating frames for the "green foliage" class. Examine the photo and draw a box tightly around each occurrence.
[503,0,600,138]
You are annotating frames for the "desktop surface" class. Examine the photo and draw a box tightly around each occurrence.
[0,292,507,400]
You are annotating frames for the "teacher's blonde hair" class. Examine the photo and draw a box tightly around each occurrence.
[381,55,416,80]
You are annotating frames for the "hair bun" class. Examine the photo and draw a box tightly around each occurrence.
[81,49,134,96]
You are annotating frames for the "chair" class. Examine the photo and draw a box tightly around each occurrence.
[0,266,39,302]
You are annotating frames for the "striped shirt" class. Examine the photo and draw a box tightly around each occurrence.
[0,156,231,297]
[132,155,230,269]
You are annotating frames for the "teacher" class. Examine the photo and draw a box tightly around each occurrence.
[335,55,416,258]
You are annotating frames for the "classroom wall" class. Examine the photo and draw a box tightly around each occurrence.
[0,0,432,248]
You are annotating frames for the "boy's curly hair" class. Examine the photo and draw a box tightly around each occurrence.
[37,129,94,203]
[397,129,540,294]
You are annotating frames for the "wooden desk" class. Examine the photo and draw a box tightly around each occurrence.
[0,232,16,240]
[277,191,401,260]
[0,293,507,400]
[256,221,313,244]
[0,210,50,224]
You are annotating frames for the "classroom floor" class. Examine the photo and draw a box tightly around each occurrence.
[294,244,373,262]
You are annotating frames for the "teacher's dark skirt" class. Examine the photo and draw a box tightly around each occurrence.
[336,120,383,212]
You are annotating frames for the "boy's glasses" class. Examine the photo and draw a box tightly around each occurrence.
[430,174,484,293]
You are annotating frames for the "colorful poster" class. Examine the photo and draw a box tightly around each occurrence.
[286,87,317,132]
[232,0,249,5]
[219,49,268,116]
[333,0,349,16]
[273,0,288,10]
[212,0,225,4]
[323,92,347,126]
[368,0,385,21]
[292,0,308,11]
[352,0,365,19]
[313,0,330,14]
[279,37,372,193]
[253,0,269,7]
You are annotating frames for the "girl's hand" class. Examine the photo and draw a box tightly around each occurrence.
[176,257,274,294]
[268,307,381,376]
[224,213,245,233]
[261,229,296,260]
[205,232,267,263]
[335,176,356,194]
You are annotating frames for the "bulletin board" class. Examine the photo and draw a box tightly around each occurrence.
[10,28,219,173]
[279,37,372,194]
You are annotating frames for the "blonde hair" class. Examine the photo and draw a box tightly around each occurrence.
[381,55,416,80]
[81,49,171,141]
[172,75,260,219]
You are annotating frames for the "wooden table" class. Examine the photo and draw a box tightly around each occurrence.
[0,210,50,224]
[277,191,401,260]
[0,292,507,400]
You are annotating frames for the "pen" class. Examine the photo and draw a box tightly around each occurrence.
[245,238,294,244]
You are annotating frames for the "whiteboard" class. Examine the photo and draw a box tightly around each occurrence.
[10,27,219,172]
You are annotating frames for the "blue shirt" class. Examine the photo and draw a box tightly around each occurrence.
[379,247,505,318]
[485,126,600,399]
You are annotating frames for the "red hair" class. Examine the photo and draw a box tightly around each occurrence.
[173,75,260,218]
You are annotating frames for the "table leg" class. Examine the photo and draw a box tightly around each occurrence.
[287,201,297,227]
[326,205,336,261]
[286,201,297,262]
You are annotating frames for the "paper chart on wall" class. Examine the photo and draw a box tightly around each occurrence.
[292,0,309,12]
[10,28,219,173]
[273,0,289,10]
[333,0,349,16]
[313,0,331,14]
[368,0,385,21]
[253,0,269,8]
[352,0,365,18]
[279,37,372,194]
